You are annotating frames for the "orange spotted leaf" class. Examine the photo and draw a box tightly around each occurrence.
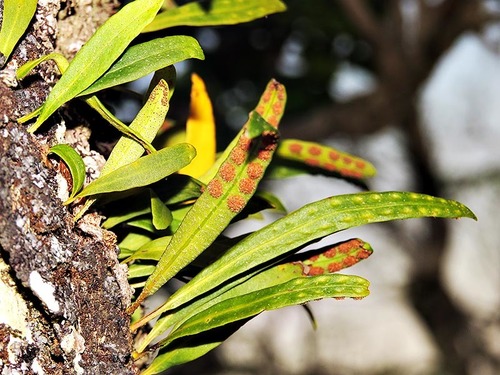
[128,81,287,315]
[301,239,373,275]
[135,191,475,325]
[277,139,377,179]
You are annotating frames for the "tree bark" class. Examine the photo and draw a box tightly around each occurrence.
[0,1,136,373]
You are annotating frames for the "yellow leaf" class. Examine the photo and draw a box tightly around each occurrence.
[180,73,216,177]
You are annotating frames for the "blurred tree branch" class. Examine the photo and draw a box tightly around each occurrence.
[281,1,498,374]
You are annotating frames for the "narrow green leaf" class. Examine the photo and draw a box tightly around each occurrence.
[277,139,377,179]
[144,191,476,320]
[0,0,37,61]
[16,52,69,80]
[85,96,156,153]
[126,218,158,233]
[128,264,156,280]
[118,232,153,259]
[48,144,86,200]
[100,79,171,176]
[102,196,151,229]
[19,0,163,132]
[79,36,203,96]
[143,0,286,32]
[70,143,195,202]
[166,274,369,344]
[150,189,172,230]
[129,81,287,313]
[142,323,245,375]
[136,239,372,350]
[123,236,171,263]
[16,52,154,155]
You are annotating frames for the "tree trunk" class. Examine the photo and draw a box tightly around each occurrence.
[0,1,136,373]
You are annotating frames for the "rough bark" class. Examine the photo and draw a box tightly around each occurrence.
[0,1,136,373]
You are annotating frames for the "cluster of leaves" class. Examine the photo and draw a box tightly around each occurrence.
[9,1,476,374]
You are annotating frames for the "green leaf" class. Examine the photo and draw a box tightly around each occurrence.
[150,189,172,230]
[301,238,373,275]
[16,52,69,80]
[102,194,151,229]
[276,139,377,179]
[143,0,286,32]
[165,274,369,345]
[48,144,86,200]
[79,36,203,96]
[143,324,243,375]
[141,191,475,320]
[127,218,159,233]
[128,264,156,280]
[0,0,37,61]
[69,143,195,202]
[136,238,371,350]
[128,81,286,313]
[118,232,153,259]
[100,79,171,176]
[18,0,163,132]
[123,236,171,263]
[85,96,156,153]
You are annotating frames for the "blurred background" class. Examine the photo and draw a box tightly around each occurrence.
[125,1,499,374]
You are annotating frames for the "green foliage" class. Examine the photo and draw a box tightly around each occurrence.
[68,143,195,203]
[14,1,476,374]
[18,0,164,131]
[0,0,37,63]
[142,0,286,32]
[78,36,203,96]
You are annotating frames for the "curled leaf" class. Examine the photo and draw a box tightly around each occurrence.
[16,52,69,80]
[48,144,86,200]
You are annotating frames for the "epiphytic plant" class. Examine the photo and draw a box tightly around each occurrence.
[14,1,475,373]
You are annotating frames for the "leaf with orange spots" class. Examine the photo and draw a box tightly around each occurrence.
[180,74,216,177]
[133,191,475,329]
[134,238,372,352]
[200,79,286,184]
[301,239,373,275]
[274,139,377,180]
[128,81,286,315]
